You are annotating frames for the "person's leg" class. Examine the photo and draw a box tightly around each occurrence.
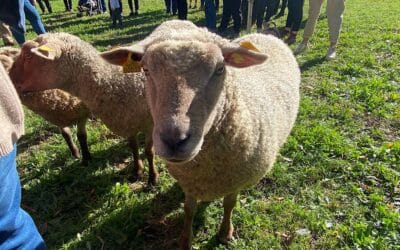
[44,0,52,13]
[255,0,268,30]
[265,0,279,23]
[23,0,46,35]
[10,26,25,45]
[290,0,303,32]
[327,0,344,47]
[0,146,46,250]
[302,0,324,43]
[172,0,178,14]
[286,0,304,44]
[134,0,139,13]
[165,0,171,13]
[219,0,231,32]
[128,0,134,14]
[63,0,69,11]
[204,0,217,31]
[36,0,46,14]
[177,0,188,20]
[231,0,242,33]
[283,0,296,37]
[101,0,107,12]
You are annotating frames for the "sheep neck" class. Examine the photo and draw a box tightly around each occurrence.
[65,58,144,121]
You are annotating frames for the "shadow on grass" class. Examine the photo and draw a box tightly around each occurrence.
[300,56,325,72]
[20,141,133,246]
[17,123,59,155]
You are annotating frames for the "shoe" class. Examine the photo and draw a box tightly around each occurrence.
[293,43,308,55]
[285,32,297,45]
[326,46,336,60]
[279,27,290,38]
[129,12,134,17]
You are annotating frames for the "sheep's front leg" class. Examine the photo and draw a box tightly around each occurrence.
[127,136,144,181]
[218,192,238,244]
[180,194,197,250]
[77,119,92,166]
[145,138,159,186]
[60,127,81,159]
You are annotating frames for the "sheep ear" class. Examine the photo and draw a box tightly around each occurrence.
[30,45,58,60]
[100,45,144,73]
[222,41,268,68]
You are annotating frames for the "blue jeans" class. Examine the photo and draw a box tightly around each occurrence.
[0,146,46,250]
[204,0,216,31]
[11,0,46,45]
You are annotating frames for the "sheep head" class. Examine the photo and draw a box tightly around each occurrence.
[101,39,267,164]
[10,38,65,93]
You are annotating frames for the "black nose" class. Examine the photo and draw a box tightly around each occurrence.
[160,130,191,153]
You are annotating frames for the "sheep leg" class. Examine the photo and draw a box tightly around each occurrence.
[145,138,159,186]
[77,119,92,166]
[60,127,81,159]
[180,194,197,250]
[218,192,238,244]
[127,136,144,181]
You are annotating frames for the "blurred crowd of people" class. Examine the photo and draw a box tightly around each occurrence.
[0,0,345,59]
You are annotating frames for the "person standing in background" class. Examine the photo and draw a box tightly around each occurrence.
[275,0,287,18]
[128,0,139,16]
[281,0,304,45]
[165,0,178,15]
[253,0,279,32]
[204,0,217,31]
[109,0,122,27]
[63,0,72,11]
[293,0,345,60]
[218,0,242,36]
[9,0,46,45]
[36,0,52,14]
[177,0,188,20]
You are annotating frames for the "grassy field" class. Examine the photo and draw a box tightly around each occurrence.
[17,0,400,249]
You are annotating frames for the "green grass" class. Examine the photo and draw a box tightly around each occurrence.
[16,0,400,249]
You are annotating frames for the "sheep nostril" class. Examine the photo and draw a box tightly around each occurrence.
[160,132,191,152]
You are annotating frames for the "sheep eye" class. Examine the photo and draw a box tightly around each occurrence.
[215,65,225,75]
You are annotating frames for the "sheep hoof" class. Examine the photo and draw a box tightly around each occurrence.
[218,225,234,245]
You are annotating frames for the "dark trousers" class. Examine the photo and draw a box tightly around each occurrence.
[278,0,287,15]
[285,0,304,31]
[253,0,279,28]
[219,0,241,32]
[177,0,188,19]
[63,0,72,11]
[37,0,52,13]
[128,0,139,13]
[111,8,122,25]
[165,0,178,14]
